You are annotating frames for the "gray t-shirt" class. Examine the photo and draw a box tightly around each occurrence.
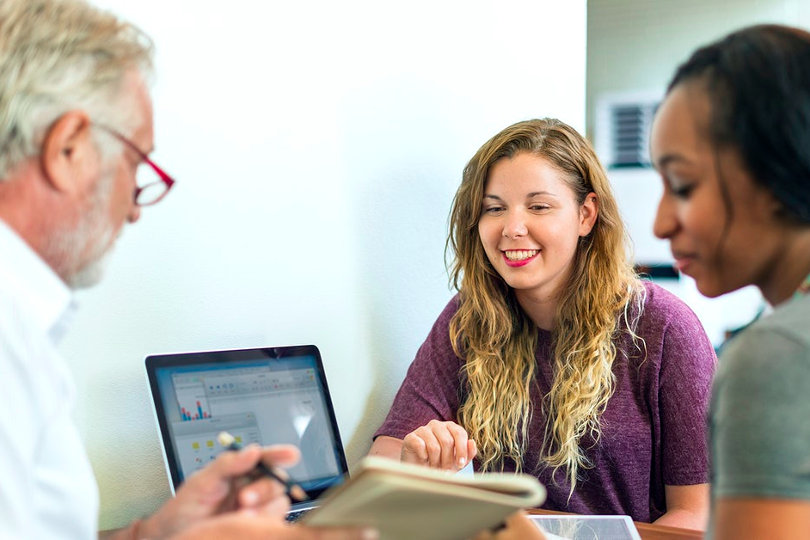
[710,292,810,500]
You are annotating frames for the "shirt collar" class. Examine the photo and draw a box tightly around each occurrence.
[0,218,75,343]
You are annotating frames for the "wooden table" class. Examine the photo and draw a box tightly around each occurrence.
[633,520,703,540]
[528,509,703,540]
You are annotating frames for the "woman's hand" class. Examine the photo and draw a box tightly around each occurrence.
[401,420,477,471]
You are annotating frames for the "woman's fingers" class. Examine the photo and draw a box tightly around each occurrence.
[400,421,475,471]
[466,438,478,467]
[401,430,429,463]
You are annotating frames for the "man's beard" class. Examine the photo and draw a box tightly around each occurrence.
[66,236,115,289]
[48,167,119,290]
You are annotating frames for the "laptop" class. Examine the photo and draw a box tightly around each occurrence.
[146,345,349,520]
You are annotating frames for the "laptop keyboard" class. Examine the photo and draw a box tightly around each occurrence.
[286,509,311,523]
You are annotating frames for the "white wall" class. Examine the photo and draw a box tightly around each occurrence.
[60,0,586,528]
[586,0,810,345]
[587,0,810,136]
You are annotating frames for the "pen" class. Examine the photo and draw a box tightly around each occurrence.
[217,431,308,501]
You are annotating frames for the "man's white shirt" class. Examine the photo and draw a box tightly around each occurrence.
[0,219,98,539]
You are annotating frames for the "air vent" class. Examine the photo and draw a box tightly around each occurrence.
[594,93,660,169]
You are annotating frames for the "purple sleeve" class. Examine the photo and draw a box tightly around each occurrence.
[652,284,716,485]
[373,298,465,440]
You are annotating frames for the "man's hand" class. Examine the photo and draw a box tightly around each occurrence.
[140,443,301,538]
[169,511,378,540]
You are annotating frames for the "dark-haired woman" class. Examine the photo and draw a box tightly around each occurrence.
[651,24,810,539]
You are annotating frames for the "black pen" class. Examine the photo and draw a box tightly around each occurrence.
[217,431,308,501]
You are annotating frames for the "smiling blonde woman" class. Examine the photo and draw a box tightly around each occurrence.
[370,118,716,530]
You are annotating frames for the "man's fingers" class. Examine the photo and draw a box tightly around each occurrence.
[209,443,301,482]
[260,445,301,468]
[238,474,289,509]
[207,443,265,480]
[166,512,379,540]
[249,489,291,517]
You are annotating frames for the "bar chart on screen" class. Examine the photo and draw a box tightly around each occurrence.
[172,374,212,421]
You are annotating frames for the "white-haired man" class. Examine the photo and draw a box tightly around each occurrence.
[0,1,371,538]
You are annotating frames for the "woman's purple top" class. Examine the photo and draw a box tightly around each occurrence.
[373,281,715,522]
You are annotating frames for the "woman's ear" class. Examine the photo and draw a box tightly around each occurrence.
[579,192,598,236]
[40,110,96,194]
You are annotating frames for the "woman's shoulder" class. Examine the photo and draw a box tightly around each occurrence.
[749,293,810,344]
[415,294,466,367]
[628,281,716,382]
[434,294,462,325]
[637,279,700,321]
[420,294,462,344]
[721,294,810,367]
[715,295,810,417]
[627,280,712,348]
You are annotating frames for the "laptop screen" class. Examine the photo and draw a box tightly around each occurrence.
[146,345,348,504]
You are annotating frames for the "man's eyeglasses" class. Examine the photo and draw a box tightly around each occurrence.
[95,124,176,206]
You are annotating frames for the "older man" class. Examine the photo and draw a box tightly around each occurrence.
[0,1,370,539]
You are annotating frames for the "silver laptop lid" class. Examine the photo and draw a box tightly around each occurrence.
[146,345,349,511]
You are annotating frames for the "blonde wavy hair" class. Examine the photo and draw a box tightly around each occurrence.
[447,118,644,493]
